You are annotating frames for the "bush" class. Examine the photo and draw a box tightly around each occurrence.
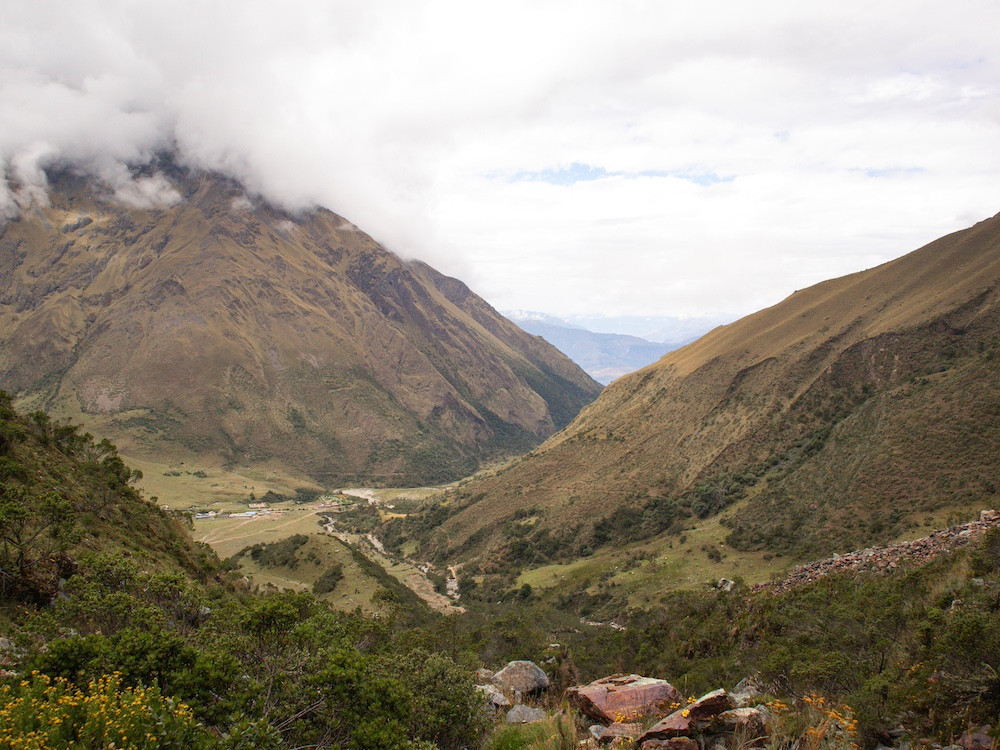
[243,535,309,569]
[0,672,216,749]
[313,563,344,595]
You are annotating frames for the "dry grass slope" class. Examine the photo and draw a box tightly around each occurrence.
[410,212,1000,569]
[0,164,601,487]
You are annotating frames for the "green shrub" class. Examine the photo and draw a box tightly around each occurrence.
[242,534,309,569]
[0,672,216,749]
[313,563,344,595]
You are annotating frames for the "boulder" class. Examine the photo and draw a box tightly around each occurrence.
[596,722,643,744]
[980,509,999,523]
[475,667,495,684]
[637,711,692,743]
[568,673,681,723]
[687,689,734,721]
[492,660,549,696]
[638,690,734,745]
[716,707,769,739]
[959,726,993,750]
[642,738,699,750]
[476,683,511,711]
[730,676,765,708]
[505,704,548,724]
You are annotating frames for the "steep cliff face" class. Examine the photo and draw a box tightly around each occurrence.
[0,167,601,484]
[417,212,1000,563]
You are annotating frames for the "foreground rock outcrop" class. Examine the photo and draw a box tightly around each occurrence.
[568,674,682,724]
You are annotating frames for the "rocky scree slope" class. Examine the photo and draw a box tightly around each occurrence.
[0,166,601,485]
[412,213,1000,566]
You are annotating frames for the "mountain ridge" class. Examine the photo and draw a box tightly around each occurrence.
[0,166,601,486]
[402,212,1000,567]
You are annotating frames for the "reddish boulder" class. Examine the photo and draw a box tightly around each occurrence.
[687,689,733,721]
[568,674,682,723]
[637,710,693,743]
[638,690,735,745]
[642,738,699,750]
[959,726,993,750]
[596,722,643,744]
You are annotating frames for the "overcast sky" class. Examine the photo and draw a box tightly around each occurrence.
[2,1,999,319]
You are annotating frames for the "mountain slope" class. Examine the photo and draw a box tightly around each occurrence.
[0,166,601,485]
[0,389,216,601]
[412,212,1000,565]
[510,317,678,384]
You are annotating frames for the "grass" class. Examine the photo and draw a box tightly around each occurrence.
[234,536,387,613]
[193,498,463,615]
[193,507,329,558]
[130,455,319,511]
[516,512,790,603]
[195,509,392,614]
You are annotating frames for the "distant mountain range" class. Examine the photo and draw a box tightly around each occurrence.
[414,211,1000,567]
[505,312,729,384]
[0,164,601,485]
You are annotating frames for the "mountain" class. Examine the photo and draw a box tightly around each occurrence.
[0,165,601,486]
[409,212,1000,566]
[507,315,677,384]
[558,314,732,345]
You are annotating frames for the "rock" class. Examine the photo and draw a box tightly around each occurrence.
[958,726,993,750]
[476,683,511,710]
[492,660,550,696]
[475,667,495,684]
[980,509,999,522]
[589,725,606,741]
[716,707,769,737]
[638,689,734,746]
[687,689,734,721]
[505,704,547,724]
[730,676,765,707]
[717,578,735,592]
[568,673,682,723]
[637,711,692,743]
[597,722,643,744]
[642,738,699,750]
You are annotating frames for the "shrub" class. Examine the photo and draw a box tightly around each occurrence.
[243,534,309,569]
[0,672,215,749]
[313,563,344,595]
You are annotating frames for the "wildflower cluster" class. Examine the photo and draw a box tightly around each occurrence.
[0,671,213,749]
[766,694,860,750]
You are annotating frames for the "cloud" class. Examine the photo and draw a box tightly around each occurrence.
[2,0,1000,316]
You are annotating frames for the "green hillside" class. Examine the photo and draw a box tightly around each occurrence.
[390,213,1000,578]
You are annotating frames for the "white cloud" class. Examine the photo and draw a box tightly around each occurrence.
[1,0,999,317]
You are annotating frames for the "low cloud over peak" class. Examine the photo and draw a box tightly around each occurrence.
[3,1,1000,317]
